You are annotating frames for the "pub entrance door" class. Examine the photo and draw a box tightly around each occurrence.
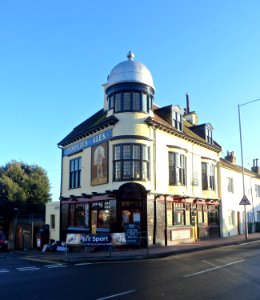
[121,209,141,229]
[117,183,148,234]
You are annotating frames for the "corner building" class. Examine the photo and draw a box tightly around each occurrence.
[58,52,222,246]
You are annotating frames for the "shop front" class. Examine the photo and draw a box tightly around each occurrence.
[147,195,220,246]
[60,183,149,246]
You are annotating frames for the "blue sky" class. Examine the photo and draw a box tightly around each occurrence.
[1,0,260,201]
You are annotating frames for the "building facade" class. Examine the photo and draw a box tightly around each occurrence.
[58,52,222,246]
[45,201,60,242]
[219,153,260,237]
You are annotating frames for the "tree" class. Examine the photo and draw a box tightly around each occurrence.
[0,161,51,232]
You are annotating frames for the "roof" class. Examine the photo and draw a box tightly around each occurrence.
[145,107,222,153]
[106,51,154,90]
[58,109,118,147]
[220,158,260,178]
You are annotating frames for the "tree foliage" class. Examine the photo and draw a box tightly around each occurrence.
[0,161,51,218]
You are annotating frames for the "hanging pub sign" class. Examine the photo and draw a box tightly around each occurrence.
[125,224,140,245]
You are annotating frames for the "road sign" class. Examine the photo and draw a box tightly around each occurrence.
[239,195,251,205]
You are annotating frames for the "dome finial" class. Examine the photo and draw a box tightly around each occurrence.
[127,51,135,61]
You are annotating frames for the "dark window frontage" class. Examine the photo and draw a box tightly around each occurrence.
[69,157,81,189]
[60,184,148,242]
[166,201,219,231]
[167,202,191,226]
[169,152,186,185]
[109,92,153,113]
[201,162,215,190]
[60,200,117,240]
[113,144,149,181]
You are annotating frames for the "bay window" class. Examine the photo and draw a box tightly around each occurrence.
[113,143,149,181]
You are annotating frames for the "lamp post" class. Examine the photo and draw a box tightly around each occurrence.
[238,98,260,239]
[13,208,19,250]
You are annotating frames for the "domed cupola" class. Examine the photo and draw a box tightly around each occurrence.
[105,51,155,114]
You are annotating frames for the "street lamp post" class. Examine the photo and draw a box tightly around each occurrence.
[13,208,19,250]
[238,98,260,239]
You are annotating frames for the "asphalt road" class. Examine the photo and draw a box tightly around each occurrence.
[1,240,260,299]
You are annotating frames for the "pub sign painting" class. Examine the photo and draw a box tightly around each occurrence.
[91,142,108,186]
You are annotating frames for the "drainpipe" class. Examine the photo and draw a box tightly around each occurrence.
[153,197,157,245]
[153,127,157,191]
[58,146,64,241]
[164,195,168,246]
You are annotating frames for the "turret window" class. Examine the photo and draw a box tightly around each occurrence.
[133,92,141,111]
[123,92,131,110]
[108,95,114,109]
[114,93,121,111]
[109,91,152,113]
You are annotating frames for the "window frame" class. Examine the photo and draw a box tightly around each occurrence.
[227,177,234,193]
[169,152,186,186]
[50,214,55,229]
[255,184,260,197]
[69,157,82,189]
[227,210,236,226]
[206,128,213,144]
[201,162,215,190]
[113,143,150,181]
[110,91,152,113]
[172,111,183,131]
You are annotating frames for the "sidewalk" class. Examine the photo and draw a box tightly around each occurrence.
[19,232,260,264]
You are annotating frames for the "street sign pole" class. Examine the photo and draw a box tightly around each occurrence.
[238,98,260,239]
[238,104,248,239]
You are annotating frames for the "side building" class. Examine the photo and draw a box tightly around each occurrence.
[220,153,260,237]
[45,201,60,242]
[58,52,222,246]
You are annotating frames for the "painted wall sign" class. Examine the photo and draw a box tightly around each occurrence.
[63,129,113,156]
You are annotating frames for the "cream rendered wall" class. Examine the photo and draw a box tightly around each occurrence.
[250,177,260,224]
[61,111,154,197]
[154,128,220,198]
[45,201,60,241]
[61,110,221,202]
[219,167,241,237]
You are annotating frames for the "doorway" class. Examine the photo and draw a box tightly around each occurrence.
[121,209,141,229]
[237,211,241,235]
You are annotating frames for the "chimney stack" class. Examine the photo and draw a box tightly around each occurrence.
[225,151,237,164]
[252,158,260,174]
[184,93,199,125]
[186,93,190,114]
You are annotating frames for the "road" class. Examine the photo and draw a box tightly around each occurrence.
[1,240,260,299]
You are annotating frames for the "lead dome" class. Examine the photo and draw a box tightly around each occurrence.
[106,51,155,90]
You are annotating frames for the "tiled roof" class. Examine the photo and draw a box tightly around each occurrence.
[145,111,222,152]
[58,105,221,153]
[220,158,260,178]
[58,109,118,146]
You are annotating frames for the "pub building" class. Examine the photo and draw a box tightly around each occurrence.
[58,52,221,246]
